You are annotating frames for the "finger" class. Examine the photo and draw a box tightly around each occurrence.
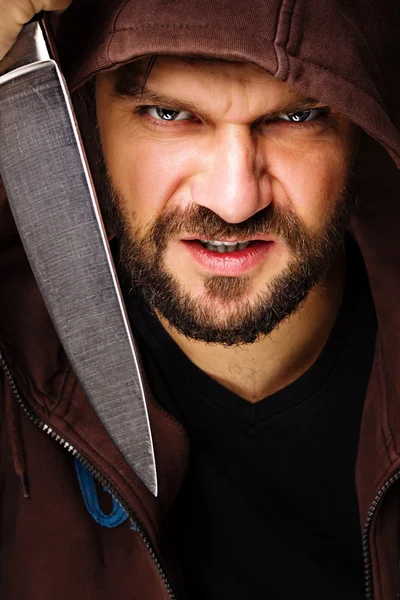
[42,0,72,9]
[0,0,72,61]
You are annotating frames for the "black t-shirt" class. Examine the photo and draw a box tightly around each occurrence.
[122,241,376,600]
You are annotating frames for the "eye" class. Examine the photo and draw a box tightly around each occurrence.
[147,106,193,121]
[278,107,328,123]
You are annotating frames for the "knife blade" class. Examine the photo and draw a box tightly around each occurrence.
[0,18,158,496]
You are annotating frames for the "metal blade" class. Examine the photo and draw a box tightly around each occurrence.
[0,22,157,496]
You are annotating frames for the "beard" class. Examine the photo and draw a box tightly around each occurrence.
[98,153,357,347]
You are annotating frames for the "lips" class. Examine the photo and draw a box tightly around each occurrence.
[181,239,274,276]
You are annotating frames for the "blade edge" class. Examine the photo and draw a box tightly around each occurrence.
[0,62,158,496]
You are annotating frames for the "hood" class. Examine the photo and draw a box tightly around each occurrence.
[55,0,400,521]
[0,0,399,540]
[57,0,400,164]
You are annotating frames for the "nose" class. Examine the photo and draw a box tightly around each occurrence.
[192,126,272,223]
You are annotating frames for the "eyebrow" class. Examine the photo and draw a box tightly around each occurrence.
[113,75,322,121]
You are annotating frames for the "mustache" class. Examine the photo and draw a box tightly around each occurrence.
[149,203,313,253]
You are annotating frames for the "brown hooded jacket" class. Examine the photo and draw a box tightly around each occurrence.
[0,0,400,598]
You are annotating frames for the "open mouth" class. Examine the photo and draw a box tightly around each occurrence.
[181,237,275,276]
[199,240,255,253]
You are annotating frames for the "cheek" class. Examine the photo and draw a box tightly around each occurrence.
[267,141,352,230]
[99,114,199,224]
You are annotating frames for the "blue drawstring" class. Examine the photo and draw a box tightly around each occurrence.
[74,458,129,528]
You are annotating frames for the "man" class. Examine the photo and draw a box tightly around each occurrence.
[0,0,399,598]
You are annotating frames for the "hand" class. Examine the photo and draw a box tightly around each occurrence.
[0,0,72,60]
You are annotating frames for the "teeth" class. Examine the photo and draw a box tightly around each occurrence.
[205,240,231,246]
[201,240,250,252]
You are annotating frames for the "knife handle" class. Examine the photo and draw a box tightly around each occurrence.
[0,16,52,78]
[27,11,57,52]
[40,12,60,65]
[27,11,44,24]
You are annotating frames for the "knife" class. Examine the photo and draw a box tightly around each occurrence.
[0,16,158,496]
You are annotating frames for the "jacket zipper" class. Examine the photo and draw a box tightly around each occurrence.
[9,348,400,600]
[362,471,400,600]
[0,351,176,600]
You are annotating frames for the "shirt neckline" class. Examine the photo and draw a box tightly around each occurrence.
[123,237,369,423]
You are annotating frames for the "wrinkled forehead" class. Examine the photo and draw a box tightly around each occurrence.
[101,55,321,119]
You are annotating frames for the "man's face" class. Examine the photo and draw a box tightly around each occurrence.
[96,57,359,345]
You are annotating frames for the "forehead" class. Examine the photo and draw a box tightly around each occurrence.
[110,56,319,118]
